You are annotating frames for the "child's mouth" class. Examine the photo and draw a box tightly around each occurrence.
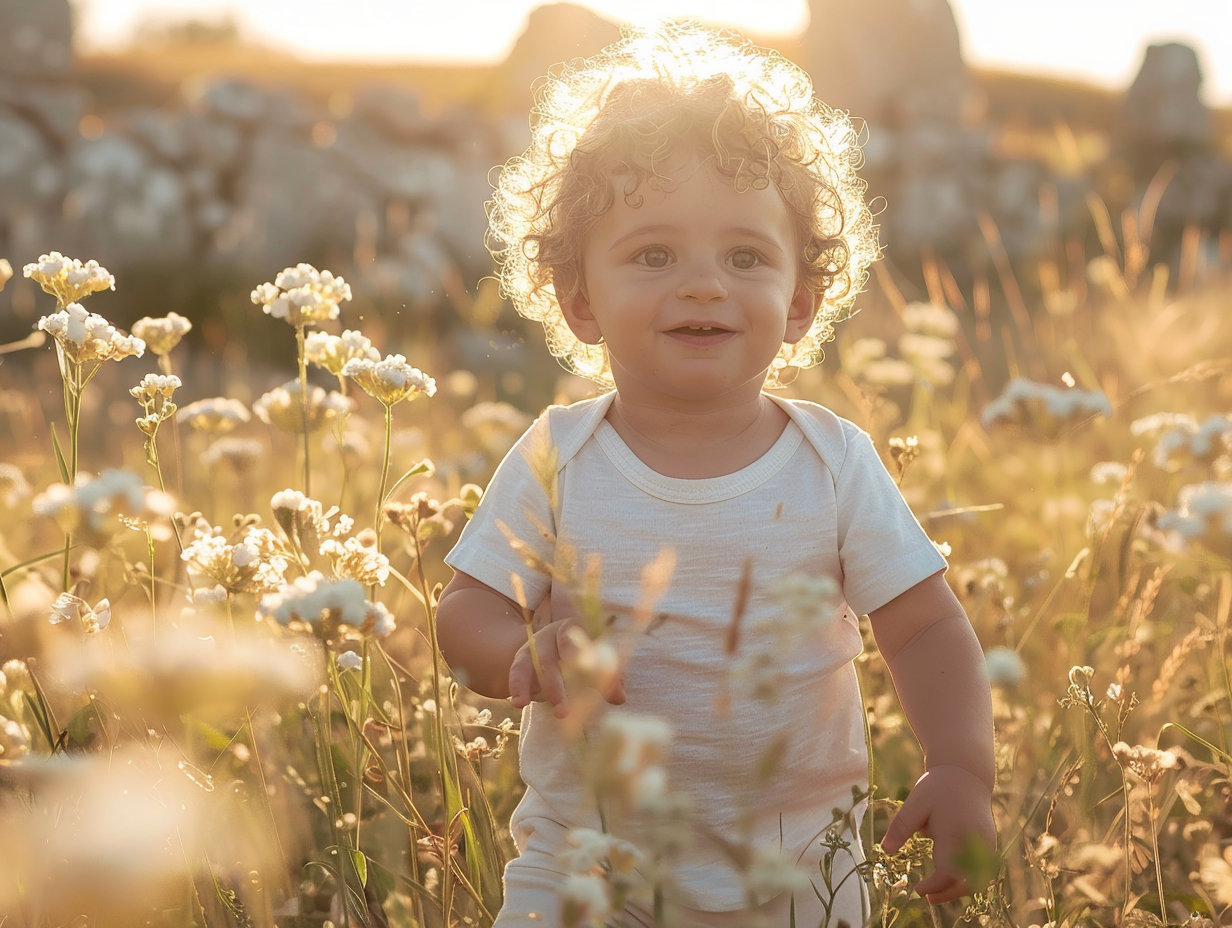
[667,325,735,347]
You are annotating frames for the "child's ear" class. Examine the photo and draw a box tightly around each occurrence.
[784,285,820,344]
[560,287,604,345]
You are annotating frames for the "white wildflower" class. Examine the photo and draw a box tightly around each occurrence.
[982,378,1112,440]
[23,252,115,305]
[744,845,811,900]
[560,873,613,928]
[201,437,263,471]
[131,312,192,356]
[38,302,144,364]
[860,357,916,387]
[984,647,1025,687]
[320,534,390,586]
[251,263,352,328]
[0,715,30,759]
[343,354,436,407]
[774,574,841,629]
[1130,412,1198,438]
[336,650,364,672]
[253,379,354,432]
[33,469,172,535]
[257,571,369,635]
[1089,462,1128,485]
[592,713,672,809]
[50,592,111,634]
[0,463,31,507]
[176,397,252,433]
[305,329,379,377]
[1151,415,1232,471]
[902,301,960,338]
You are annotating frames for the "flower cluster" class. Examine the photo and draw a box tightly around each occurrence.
[23,252,115,305]
[130,373,182,449]
[131,312,192,357]
[49,592,112,634]
[556,828,646,927]
[251,264,352,328]
[1111,741,1179,784]
[201,437,264,472]
[589,713,672,810]
[38,302,144,365]
[269,489,389,586]
[1138,413,1232,471]
[253,380,353,432]
[257,571,394,638]
[33,470,172,536]
[982,378,1112,441]
[180,517,291,595]
[305,329,379,378]
[176,397,251,433]
[1157,482,1232,555]
[343,354,436,407]
[0,463,31,508]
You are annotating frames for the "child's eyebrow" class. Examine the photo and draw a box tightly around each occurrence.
[606,225,788,253]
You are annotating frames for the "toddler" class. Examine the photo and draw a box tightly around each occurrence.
[437,24,995,928]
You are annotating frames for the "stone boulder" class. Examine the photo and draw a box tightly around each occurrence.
[804,0,970,128]
[1120,42,1212,183]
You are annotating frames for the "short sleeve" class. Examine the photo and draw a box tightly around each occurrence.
[834,427,948,615]
[444,415,558,610]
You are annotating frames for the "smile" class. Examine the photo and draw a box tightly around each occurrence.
[666,325,736,347]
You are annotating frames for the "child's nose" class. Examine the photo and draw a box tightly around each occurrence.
[676,264,728,302]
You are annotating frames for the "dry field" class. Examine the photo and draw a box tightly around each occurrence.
[0,191,1231,928]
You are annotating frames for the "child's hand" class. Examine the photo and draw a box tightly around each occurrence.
[508,619,626,718]
[880,764,996,904]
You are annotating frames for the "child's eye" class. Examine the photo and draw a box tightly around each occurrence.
[730,249,761,270]
[635,247,671,268]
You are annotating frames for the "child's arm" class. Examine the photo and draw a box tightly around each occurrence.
[437,570,626,718]
[868,570,996,904]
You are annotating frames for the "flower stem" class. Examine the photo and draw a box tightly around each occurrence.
[296,325,312,496]
[376,403,393,539]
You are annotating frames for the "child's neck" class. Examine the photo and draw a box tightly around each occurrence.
[606,391,790,479]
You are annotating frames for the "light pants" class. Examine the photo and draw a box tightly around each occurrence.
[493,815,869,928]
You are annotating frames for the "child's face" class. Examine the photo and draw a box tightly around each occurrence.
[561,156,818,407]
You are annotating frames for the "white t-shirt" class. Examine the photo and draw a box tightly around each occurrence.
[445,392,947,910]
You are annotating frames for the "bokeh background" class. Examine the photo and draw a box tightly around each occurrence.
[2,0,1230,399]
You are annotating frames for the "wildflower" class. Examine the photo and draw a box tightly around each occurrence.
[181,521,291,595]
[0,463,31,507]
[860,357,916,387]
[902,301,960,337]
[591,713,672,809]
[841,336,888,379]
[887,435,920,481]
[774,574,841,629]
[0,258,11,292]
[1111,741,1179,784]
[2,659,30,692]
[1089,461,1128,485]
[251,263,352,328]
[336,650,363,672]
[201,437,263,472]
[320,533,390,586]
[38,302,144,365]
[459,483,483,519]
[131,312,192,356]
[1157,482,1232,555]
[257,571,390,638]
[744,845,810,900]
[560,873,613,928]
[176,396,252,433]
[305,329,379,377]
[49,592,112,634]
[33,469,172,535]
[1150,414,1232,471]
[981,377,1112,441]
[23,252,115,305]
[130,373,182,453]
[984,647,1025,687]
[0,715,30,758]
[1130,411,1198,438]
[558,828,645,877]
[343,354,436,407]
[461,401,533,436]
[253,379,353,432]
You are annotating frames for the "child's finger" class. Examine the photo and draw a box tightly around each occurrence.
[914,870,965,903]
[604,670,627,705]
[880,800,929,854]
[507,648,535,708]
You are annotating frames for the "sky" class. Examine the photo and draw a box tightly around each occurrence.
[71,0,1232,105]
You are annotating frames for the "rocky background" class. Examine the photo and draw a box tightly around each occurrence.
[1,0,1230,349]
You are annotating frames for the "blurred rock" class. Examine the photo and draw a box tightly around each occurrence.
[0,0,73,79]
[1121,43,1211,160]
[805,0,969,128]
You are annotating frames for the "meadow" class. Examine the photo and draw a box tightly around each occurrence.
[0,193,1230,928]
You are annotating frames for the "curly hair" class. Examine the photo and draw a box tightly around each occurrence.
[487,23,880,387]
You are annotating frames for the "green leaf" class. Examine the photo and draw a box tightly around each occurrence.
[350,848,368,887]
[49,422,70,483]
[2,547,72,581]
